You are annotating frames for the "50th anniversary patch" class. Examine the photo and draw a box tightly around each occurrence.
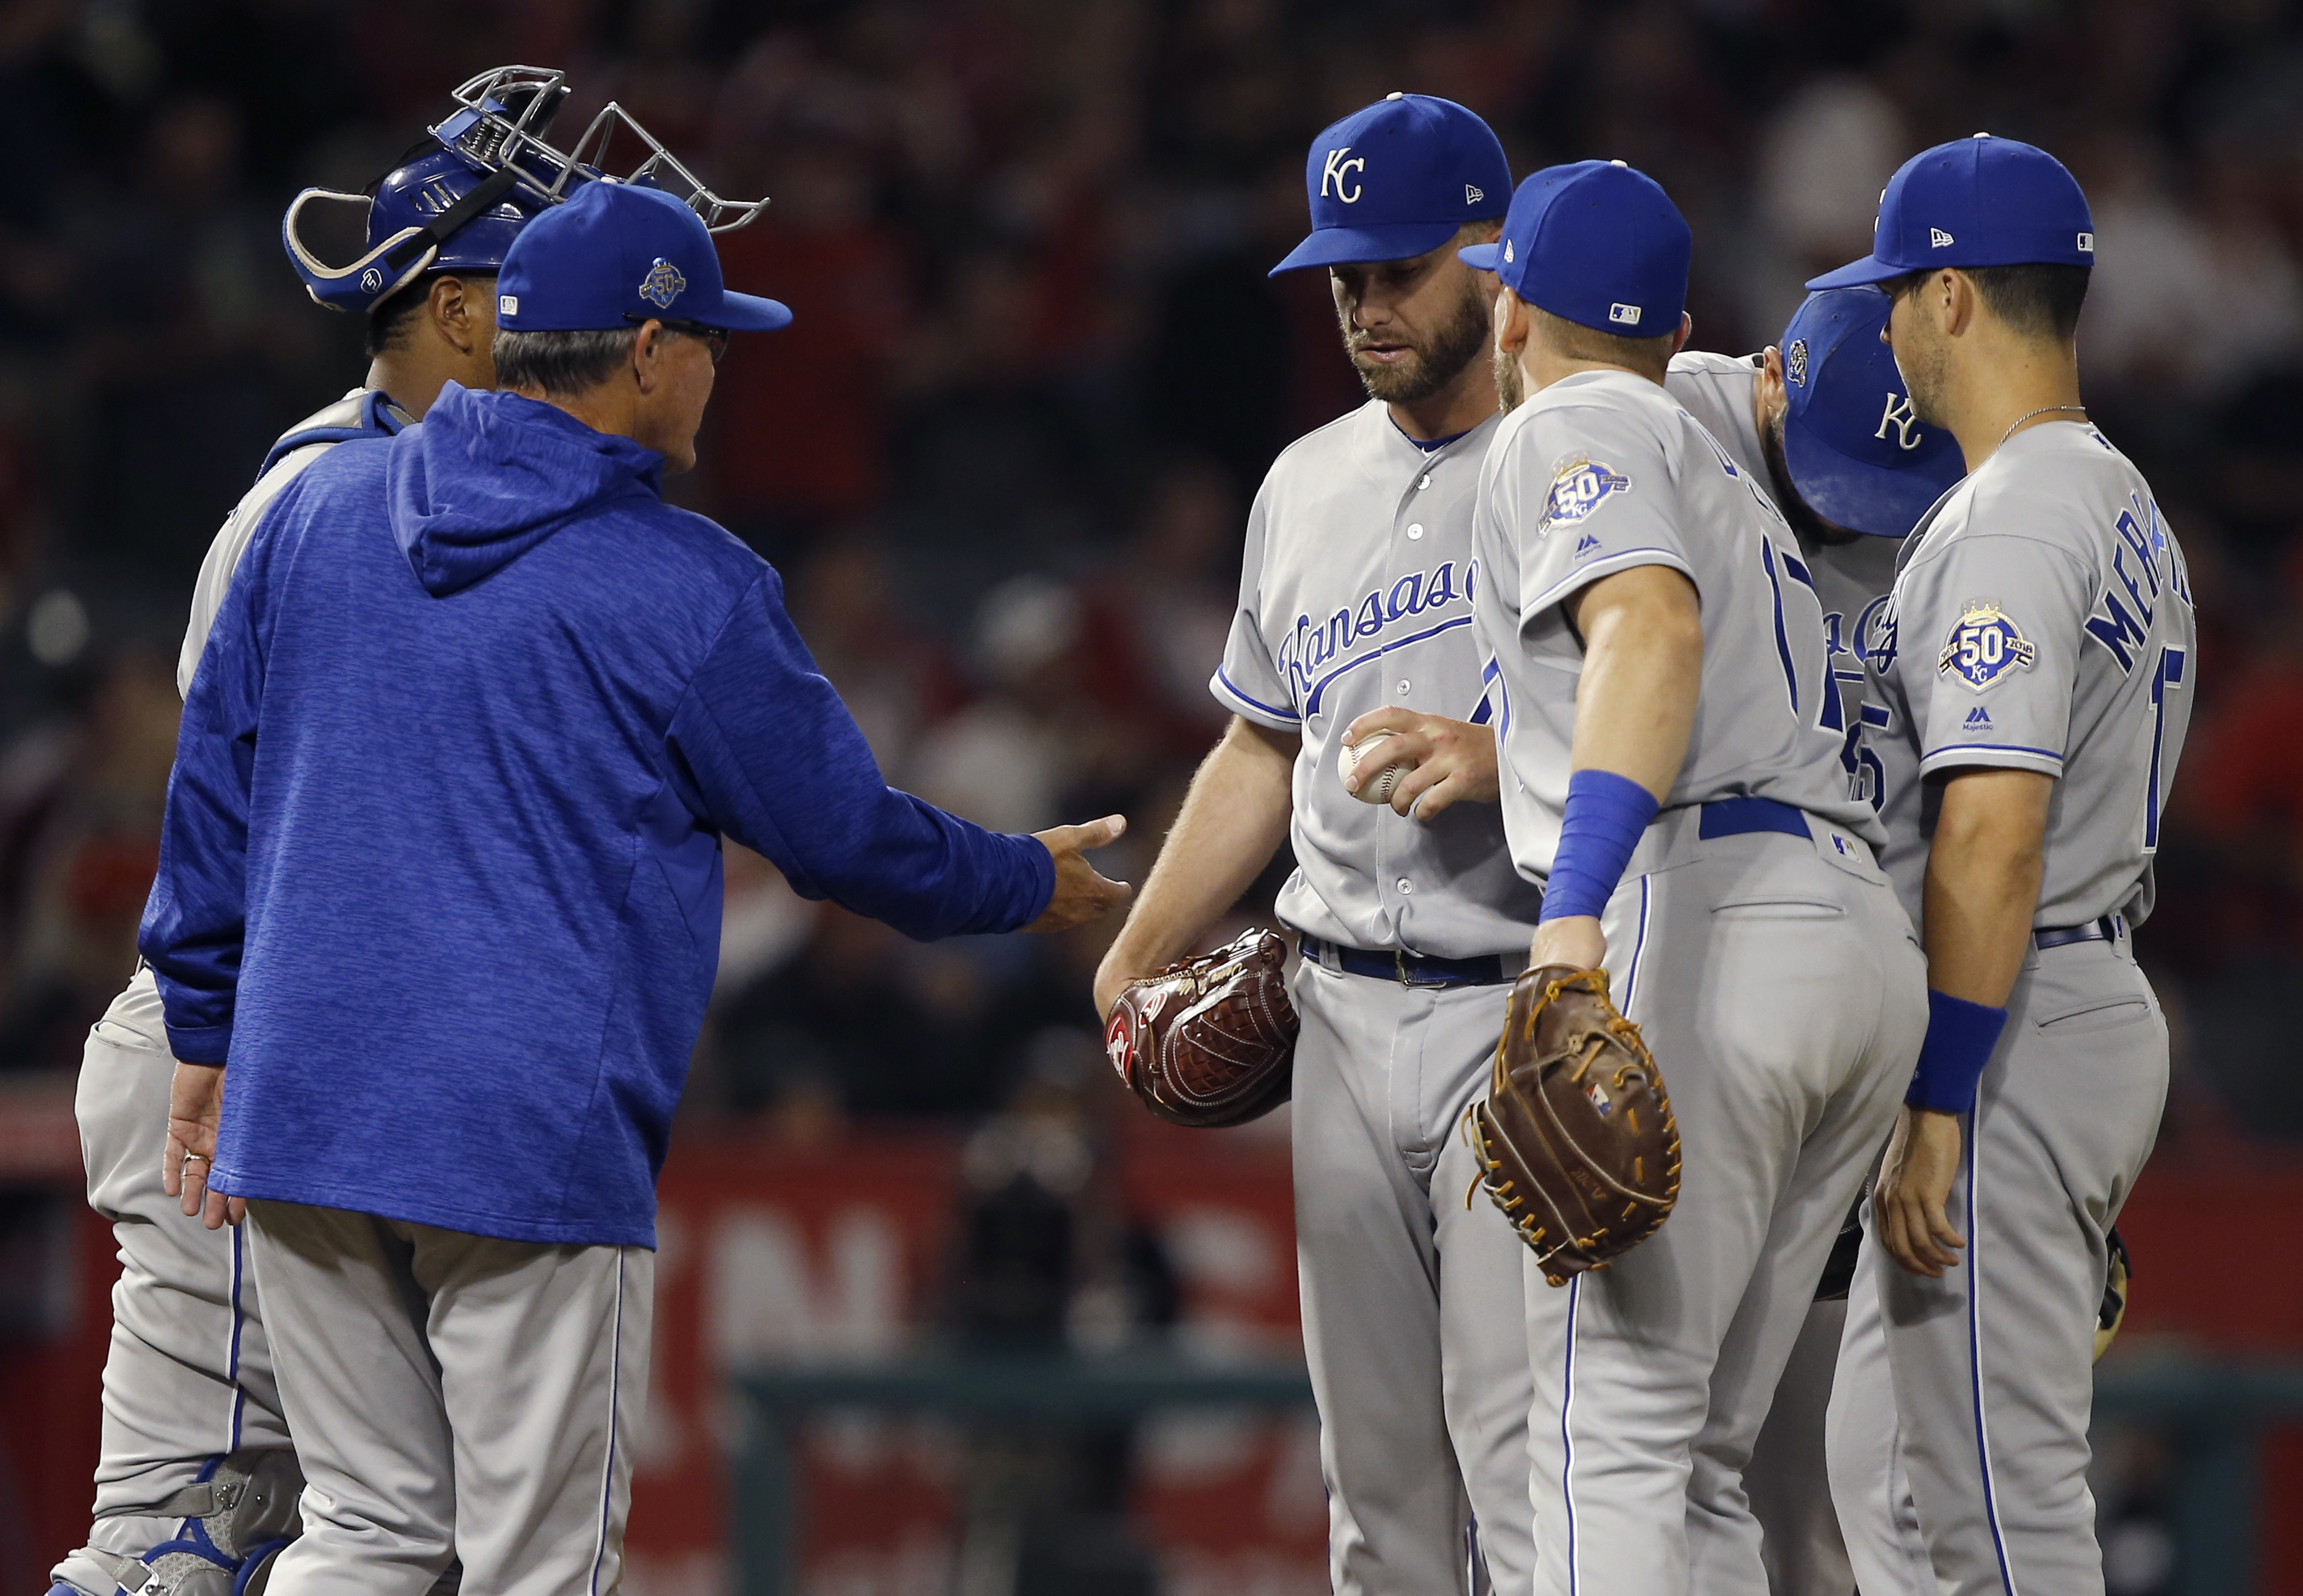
[1938,599,2038,691]
[1539,453,1632,536]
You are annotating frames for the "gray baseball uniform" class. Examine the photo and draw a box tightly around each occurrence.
[1472,367,1927,1596]
[1665,348,1911,1596]
[1826,422,2194,1596]
[52,390,410,1596]
[1216,398,1543,1596]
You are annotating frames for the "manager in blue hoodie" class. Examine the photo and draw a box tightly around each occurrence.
[139,179,1130,1593]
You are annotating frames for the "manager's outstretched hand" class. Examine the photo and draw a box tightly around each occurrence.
[1025,814,1133,933]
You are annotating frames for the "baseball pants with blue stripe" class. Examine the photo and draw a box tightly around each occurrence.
[245,1202,650,1595]
[52,998,296,1596]
[1522,816,1926,1596]
[1827,934,2166,1596]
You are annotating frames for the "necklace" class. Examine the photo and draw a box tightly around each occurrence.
[1998,404,2088,448]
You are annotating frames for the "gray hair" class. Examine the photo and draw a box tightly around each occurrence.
[492,326,639,399]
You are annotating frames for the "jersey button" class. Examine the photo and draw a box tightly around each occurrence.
[1406,523,1424,539]
[1416,474,1432,490]
[1397,679,1411,694]
[1396,878,1414,895]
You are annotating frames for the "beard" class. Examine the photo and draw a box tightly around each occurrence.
[1342,279,1492,405]
[1492,340,1525,413]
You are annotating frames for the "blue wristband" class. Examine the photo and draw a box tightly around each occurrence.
[1540,769,1659,923]
[1904,990,2009,1115]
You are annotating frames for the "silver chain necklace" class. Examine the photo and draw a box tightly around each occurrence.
[1998,404,2088,449]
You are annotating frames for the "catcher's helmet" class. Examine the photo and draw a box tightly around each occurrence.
[283,66,767,318]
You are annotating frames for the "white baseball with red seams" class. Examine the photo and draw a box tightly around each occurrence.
[1339,729,1416,805]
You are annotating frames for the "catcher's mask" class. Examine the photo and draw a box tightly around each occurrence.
[282,65,769,317]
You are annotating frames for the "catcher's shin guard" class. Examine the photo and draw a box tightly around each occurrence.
[75,1449,303,1596]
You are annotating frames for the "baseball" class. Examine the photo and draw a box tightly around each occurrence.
[1341,731,1415,806]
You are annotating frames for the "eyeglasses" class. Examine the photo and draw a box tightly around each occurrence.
[625,314,730,364]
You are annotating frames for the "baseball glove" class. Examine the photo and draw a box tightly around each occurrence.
[1467,965,1681,1286]
[1105,928,1298,1128]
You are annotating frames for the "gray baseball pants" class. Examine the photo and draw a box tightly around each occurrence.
[244,1201,651,1595]
[1524,813,1927,1596]
[1290,956,1539,1596]
[1827,932,2167,1596]
[51,989,296,1596]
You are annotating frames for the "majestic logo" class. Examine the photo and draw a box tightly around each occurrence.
[1320,147,1366,203]
[1938,600,2037,691]
[1465,183,1484,205]
[1930,227,1955,248]
[1875,393,1922,451]
[1608,303,1642,326]
[360,266,385,294]
[1540,455,1631,534]
[639,257,687,309]
[1574,533,1601,558]
[498,294,519,316]
[2078,231,2095,253]
[1965,706,1993,728]
[1785,338,1808,386]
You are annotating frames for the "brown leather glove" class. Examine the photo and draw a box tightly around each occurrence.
[1104,929,1297,1128]
[1467,964,1681,1286]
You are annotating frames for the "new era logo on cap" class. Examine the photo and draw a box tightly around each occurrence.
[1930,228,1954,247]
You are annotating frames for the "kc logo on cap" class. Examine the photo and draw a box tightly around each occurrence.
[639,258,686,309]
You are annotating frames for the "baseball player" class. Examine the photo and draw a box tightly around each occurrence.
[1093,94,1545,1595]
[1463,160,1927,1596]
[1811,135,2195,1595]
[49,75,570,1596]
[1663,286,1964,1596]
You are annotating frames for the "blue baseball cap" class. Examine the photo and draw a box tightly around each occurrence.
[1807,135,2094,291]
[1776,288,1965,537]
[1268,93,1511,276]
[1459,161,1689,337]
[496,179,791,333]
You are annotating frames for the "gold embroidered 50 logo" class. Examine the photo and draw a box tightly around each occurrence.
[1539,454,1631,535]
[1937,600,2037,691]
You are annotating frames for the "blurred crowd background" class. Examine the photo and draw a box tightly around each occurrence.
[0,1,2296,1591]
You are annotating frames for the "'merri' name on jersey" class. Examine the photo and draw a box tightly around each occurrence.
[1215,400,1543,960]
[1858,423,2198,931]
[1272,555,1477,713]
[1472,367,1885,888]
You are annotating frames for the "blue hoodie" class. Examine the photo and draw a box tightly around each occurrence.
[140,386,1054,1246]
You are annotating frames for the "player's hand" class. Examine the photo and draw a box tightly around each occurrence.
[1876,1105,1965,1277]
[1527,915,1605,975]
[162,1061,245,1229]
[1340,709,1500,822]
[1025,814,1133,934]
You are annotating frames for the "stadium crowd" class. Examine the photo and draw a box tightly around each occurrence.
[0,0,2296,1155]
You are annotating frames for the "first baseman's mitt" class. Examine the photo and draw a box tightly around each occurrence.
[1467,965,1681,1286]
[1105,929,1297,1128]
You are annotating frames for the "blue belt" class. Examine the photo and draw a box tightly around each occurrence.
[2035,915,2124,950]
[1696,796,1813,841]
[1298,934,1519,989]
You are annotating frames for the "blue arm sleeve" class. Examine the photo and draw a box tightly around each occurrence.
[669,570,1056,940]
[139,553,270,1063]
[1540,768,1660,923]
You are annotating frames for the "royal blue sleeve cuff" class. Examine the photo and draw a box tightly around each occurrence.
[1539,768,1659,923]
[1904,989,2009,1115]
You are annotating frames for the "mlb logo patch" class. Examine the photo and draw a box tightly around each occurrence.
[1608,303,1642,326]
[1540,454,1632,535]
[1585,1080,1614,1118]
[2078,231,2095,253]
[1938,600,2038,691]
